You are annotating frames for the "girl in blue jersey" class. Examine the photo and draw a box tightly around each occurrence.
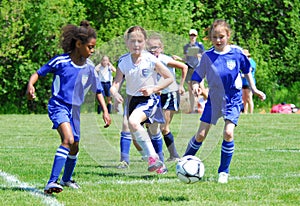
[26,20,111,194]
[110,26,173,173]
[183,19,266,183]
[242,49,256,114]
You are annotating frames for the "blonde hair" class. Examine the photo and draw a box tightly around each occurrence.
[208,19,232,41]
[124,26,147,40]
[147,33,164,49]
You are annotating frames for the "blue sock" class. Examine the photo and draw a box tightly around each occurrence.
[107,103,112,114]
[218,140,234,173]
[163,132,174,147]
[163,132,179,158]
[97,105,102,114]
[184,136,202,156]
[151,132,164,162]
[48,145,70,184]
[120,131,131,164]
[62,153,78,182]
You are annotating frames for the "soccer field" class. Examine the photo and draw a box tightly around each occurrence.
[0,113,299,206]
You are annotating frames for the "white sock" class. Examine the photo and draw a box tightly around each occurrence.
[132,129,157,158]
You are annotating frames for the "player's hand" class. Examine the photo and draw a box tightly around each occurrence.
[178,86,185,95]
[113,92,123,103]
[139,87,154,96]
[253,89,266,101]
[172,55,183,61]
[192,83,200,97]
[102,112,111,128]
[26,85,36,100]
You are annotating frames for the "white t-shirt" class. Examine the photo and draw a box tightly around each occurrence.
[95,65,113,83]
[157,53,178,93]
[118,51,160,96]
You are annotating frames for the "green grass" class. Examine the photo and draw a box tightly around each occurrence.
[0,113,299,206]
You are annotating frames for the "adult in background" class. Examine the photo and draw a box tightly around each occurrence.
[183,29,205,113]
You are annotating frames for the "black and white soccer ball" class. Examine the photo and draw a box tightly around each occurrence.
[176,155,205,184]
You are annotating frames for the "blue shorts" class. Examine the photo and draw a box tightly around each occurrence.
[101,81,111,97]
[127,94,165,124]
[160,91,179,111]
[48,98,80,142]
[200,91,243,125]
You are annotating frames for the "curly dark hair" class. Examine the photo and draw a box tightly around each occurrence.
[60,20,97,53]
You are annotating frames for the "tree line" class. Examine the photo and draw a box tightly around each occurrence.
[0,0,299,114]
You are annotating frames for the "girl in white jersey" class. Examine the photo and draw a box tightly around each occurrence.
[146,34,188,162]
[26,20,111,194]
[110,26,173,172]
[183,19,266,183]
[95,55,116,114]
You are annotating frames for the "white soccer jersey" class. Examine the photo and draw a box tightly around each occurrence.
[95,65,113,83]
[118,51,159,96]
[157,53,178,93]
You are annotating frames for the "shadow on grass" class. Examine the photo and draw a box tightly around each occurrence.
[77,162,181,180]
[158,195,189,202]
[0,186,59,197]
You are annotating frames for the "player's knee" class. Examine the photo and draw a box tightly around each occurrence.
[161,128,169,135]
[69,142,79,154]
[128,118,140,130]
[223,130,233,141]
[62,136,75,146]
[195,133,205,142]
[148,125,160,136]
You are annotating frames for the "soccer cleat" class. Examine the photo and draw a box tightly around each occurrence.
[117,161,129,169]
[166,157,180,162]
[60,179,80,189]
[218,172,229,184]
[148,156,163,172]
[44,181,63,194]
[156,164,168,174]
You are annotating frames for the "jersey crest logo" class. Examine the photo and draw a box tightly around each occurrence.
[227,60,236,70]
[141,69,151,77]
[82,74,89,85]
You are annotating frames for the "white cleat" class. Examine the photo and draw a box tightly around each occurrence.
[60,179,80,189]
[218,172,229,184]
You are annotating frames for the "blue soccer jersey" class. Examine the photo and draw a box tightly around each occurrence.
[191,45,251,125]
[37,53,103,106]
[242,58,256,87]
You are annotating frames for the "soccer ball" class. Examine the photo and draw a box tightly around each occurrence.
[176,155,205,184]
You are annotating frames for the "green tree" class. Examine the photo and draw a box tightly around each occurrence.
[0,0,299,113]
[0,0,87,113]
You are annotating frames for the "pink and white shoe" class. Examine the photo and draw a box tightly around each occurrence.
[156,164,168,174]
[148,156,163,172]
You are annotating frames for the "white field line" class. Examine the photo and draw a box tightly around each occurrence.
[238,148,300,153]
[0,170,63,206]
[95,172,300,185]
[2,146,300,153]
